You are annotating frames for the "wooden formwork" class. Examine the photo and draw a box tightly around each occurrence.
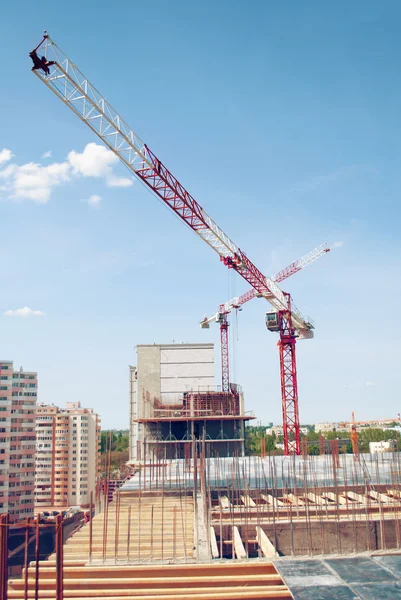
[7,490,291,600]
[8,562,292,599]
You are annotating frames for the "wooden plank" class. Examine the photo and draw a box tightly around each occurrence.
[233,526,247,560]
[323,492,347,505]
[255,526,278,558]
[306,492,327,506]
[210,527,219,559]
[285,493,306,506]
[219,495,231,509]
[7,591,292,600]
[10,574,285,588]
[241,494,256,508]
[369,490,394,503]
[387,489,401,499]
[346,491,368,504]
[261,494,285,507]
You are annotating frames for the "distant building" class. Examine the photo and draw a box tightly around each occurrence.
[315,422,341,433]
[266,426,308,436]
[266,426,284,437]
[369,441,396,454]
[129,343,253,462]
[36,402,101,508]
[0,361,37,522]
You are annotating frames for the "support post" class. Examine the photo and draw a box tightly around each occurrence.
[0,513,9,600]
[34,517,40,600]
[55,514,64,600]
[89,491,93,564]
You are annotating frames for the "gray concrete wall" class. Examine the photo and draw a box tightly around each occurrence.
[137,345,161,417]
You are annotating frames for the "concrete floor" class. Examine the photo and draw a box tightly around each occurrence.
[123,453,401,491]
[275,555,401,599]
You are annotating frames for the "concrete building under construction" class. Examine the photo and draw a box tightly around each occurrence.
[129,343,253,462]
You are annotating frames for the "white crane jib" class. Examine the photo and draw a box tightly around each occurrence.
[30,33,313,338]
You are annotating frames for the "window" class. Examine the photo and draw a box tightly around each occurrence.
[0,377,9,381]
[1,366,9,370]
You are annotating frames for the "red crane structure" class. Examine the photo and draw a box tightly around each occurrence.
[30,33,327,455]
[200,243,330,394]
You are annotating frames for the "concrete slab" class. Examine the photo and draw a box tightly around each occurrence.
[374,555,401,577]
[275,559,342,588]
[276,559,338,578]
[351,583,401,600]
[276,554,401,600]
[325,557,399,584]
[290,585,357,600]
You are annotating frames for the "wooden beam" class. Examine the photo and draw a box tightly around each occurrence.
[306,492,327,506]
[233,526,247,560]
[241,494,256,508]
[285,493,306,506]
[261,493,285,507]
[323,492,348,505]
[256,526,278,558]
[346,491,368,504]
[369,490,394,504]
[210,527,219,559]
[219,495,231,509]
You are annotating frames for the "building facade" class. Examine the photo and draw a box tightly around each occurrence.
[36,402,101,508]
[266,426,309,437]
[0,361,37,522]
[129,343,253,463]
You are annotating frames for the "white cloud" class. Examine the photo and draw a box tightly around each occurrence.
[332,241,344,249]
[0,143,133,203]
[107,175,133,188]
[68,143,117,178]
[68,143,133,188]
[365,381,376,387]
[41,150,52,159]
[86,194,101,207]
[4,306,46,318]
[0,161,70,203]
[0,149,13,165]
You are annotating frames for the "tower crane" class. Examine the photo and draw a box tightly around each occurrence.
[29,33,325,455]
[200,243,330,393]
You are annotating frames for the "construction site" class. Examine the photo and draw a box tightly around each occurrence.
[1,30,400,600]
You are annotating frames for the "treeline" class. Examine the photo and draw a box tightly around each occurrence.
[100,430,129,474]
[245,425,401,456]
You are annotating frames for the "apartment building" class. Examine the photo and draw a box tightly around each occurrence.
[0,361,37,522]
[36,402,101,508]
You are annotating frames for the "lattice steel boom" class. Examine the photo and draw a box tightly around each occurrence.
[200,243,330,329]
[30,33,325,455]
[30,33,313,336]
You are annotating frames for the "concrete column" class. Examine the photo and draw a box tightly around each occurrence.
[129,366,138,463]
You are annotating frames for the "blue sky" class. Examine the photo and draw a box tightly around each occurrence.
[1,1,401,428]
